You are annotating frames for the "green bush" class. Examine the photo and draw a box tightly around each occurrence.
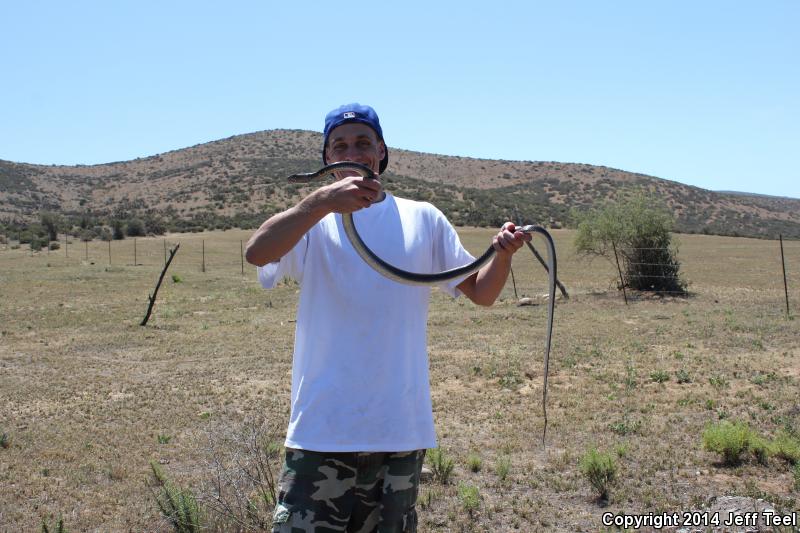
[112,220,125,240]
[495,456,511,481]
[126,218,146,237]
[650,370,670,383]
[466,453,482,473]
[40,212,61,242]
[702,421,761,465]
[457,483,480,512]
[41,515,66,533]
[770,431,800,464]
[427,448,454,485]
[579,447,617,500]
[749,434,771,466]
[149,461,203,533]
[575,193,687,294]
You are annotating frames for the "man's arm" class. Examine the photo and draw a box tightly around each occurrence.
[456,223,531,306]
[245,175,382,266]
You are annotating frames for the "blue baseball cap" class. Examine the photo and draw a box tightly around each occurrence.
[322,103,389,173]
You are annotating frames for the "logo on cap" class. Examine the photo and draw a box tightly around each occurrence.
[343,112,356,119]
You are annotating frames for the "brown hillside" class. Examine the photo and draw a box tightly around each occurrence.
[1,129,798,238]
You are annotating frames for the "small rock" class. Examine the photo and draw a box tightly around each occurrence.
[420,467,433,483]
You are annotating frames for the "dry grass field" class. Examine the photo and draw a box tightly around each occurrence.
[1,228,798,532]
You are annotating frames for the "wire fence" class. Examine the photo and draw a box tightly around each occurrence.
[1,231,798,317]
[1,233,253,274]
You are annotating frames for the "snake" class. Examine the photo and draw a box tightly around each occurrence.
[288,161,557,447]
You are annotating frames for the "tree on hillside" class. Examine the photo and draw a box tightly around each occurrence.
[575,194,687,295]
[126,218,146,237]
[40,212,61,242]
[112,219,126,240]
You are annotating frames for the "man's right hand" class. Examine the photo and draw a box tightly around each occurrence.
[314,175,383,214]
[246,175,383,267]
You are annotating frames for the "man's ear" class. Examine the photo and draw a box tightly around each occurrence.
[378,141,386,161]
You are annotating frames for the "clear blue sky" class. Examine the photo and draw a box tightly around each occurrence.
[2,1,798,198]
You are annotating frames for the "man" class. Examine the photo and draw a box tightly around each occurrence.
[246,103,530,532]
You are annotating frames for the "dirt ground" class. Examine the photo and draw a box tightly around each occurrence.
[1,228,798,532]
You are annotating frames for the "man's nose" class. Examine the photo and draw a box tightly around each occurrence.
[343,146,366,162]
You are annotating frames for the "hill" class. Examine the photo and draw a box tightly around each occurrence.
[1,129,798,238]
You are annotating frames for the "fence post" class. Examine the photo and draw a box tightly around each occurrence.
[65,233,68,258]
[108,240,112,265]
[202,240,206,272]
[240,240,245,275]
[85,240,88,261]
[164,238,167,266]
[509,266,519,299]
[780,234,790,318]
[612,241,628,305]
[134,238,137,266]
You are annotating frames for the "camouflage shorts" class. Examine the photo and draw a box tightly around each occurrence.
[271,448,426,533]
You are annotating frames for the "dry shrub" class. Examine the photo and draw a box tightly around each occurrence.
[196,416,283,532]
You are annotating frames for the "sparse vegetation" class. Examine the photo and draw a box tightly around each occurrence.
[579,447,617,500]
[1,228,798,531]
[608,415,643,436]
[40,515,67,533]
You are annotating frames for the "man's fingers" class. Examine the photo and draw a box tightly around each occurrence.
[494,225,531,255]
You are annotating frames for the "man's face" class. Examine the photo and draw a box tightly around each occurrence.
[325,122,386,178]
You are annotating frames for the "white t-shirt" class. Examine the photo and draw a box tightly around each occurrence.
[258,193,475,452]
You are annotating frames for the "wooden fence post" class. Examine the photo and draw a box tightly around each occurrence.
[141,244,181,326]
[509,266,519,299]
[612,241,628,305]
[780,234,790,318]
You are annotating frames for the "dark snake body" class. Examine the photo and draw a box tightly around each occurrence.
[288,162,557,446]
